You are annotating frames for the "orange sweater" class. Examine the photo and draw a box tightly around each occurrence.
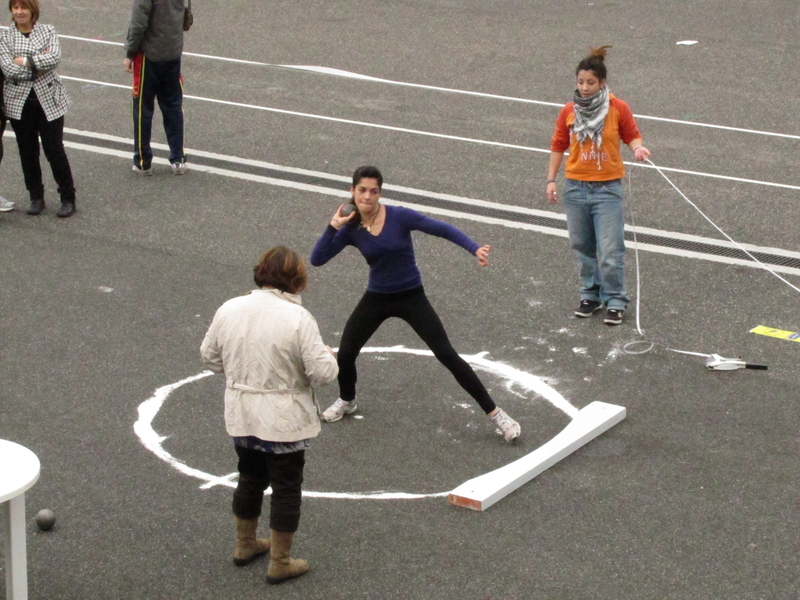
[550,94,641,182]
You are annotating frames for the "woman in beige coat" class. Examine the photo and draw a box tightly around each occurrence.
[201,246,338,585]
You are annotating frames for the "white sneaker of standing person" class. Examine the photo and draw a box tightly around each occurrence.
[321,398,357,422]
[489,408,521,442]
[0,196,15,212]
[171,162,187,175]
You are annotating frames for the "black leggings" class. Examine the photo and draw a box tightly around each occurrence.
[337,286,496,413]
[0,111,5,164]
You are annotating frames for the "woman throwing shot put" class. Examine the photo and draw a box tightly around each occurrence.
[546,45,650,325]
[310,165,520,442]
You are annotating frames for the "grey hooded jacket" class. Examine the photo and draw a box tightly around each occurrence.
[125,0,185,62]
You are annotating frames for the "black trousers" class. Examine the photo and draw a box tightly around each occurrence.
[337,286,497,413]
[9,93,75,203]
[0,111,5,164]
[232,445,305,533]
[132,56,185,168]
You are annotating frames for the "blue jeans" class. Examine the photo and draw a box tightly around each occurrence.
[563,178,629,310]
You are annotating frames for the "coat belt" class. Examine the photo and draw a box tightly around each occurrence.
[228,381,307,395]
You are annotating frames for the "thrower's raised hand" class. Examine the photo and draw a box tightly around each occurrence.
[330,204,357,230]
[475,245,491,267]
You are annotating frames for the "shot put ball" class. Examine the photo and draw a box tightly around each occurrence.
[35,509,55,531]
[340,204,357,217]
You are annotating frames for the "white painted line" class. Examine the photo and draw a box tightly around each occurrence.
[39,28,800,140]
[449,401,626,511]
[133,348,573,500]
[63,127,353,183]
[58,77,800,190]
[624,223,800,259]
[60,129,800,259]
[56,129,800,263]
[42,130,800,276]
[59,75,548,154]
[199,472,238,490]
[623,241,800,276]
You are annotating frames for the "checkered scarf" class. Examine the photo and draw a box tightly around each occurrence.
[571,86,609,149]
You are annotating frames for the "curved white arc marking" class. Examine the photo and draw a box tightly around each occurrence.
[134,371,217,484]
[133,349,574,499]
[352,346,577,418]
[470,355,578,419]
[304,490,449,499]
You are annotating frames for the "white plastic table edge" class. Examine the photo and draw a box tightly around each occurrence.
[1,439,41,600]
[0,440,41,503]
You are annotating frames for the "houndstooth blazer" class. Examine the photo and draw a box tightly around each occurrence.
[0,22,71,122]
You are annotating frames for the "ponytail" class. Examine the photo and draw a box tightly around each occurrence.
[576,45,612,80]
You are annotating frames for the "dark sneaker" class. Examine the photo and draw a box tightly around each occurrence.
[26,199,45,215]
[604,308,624,325]
[56,202,76,218]
[574,299,602,318]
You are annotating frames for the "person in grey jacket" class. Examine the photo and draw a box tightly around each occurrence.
[123,0,187,175]
[0,0,76,217]
[201,246,339,585]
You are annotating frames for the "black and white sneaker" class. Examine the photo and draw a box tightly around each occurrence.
[489,408,521,442]
[132,164,153,176]
[321,398,357,422]
[604,308,624,325]
[574,299,602,318]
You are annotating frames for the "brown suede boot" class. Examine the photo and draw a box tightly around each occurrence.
[265,530,309,585]
[233,517,270,566]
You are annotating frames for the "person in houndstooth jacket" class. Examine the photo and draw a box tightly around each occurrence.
[0,0,76,217]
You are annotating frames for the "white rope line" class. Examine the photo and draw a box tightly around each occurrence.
[644,159,800,294]
[623,171,656,355]
[626,174,646,337]
[624,158,796,361]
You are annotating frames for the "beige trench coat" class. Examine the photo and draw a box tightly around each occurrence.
[200,288,338,442]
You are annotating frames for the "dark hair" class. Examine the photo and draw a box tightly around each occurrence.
[344,165,383,227]
[253,246,307,293]
[352,165,383,189]
[9,0,39,24]
[575,45,612,81]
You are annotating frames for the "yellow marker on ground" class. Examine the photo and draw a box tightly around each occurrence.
[750,326,800,342]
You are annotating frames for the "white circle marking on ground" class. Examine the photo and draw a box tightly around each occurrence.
[133,346,577,500]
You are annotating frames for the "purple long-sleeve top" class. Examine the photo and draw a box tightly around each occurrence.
[310,205,480,294]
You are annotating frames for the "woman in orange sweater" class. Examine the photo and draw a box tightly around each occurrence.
[546,46,650,325]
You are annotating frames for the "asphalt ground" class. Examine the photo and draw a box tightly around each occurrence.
[1,1,798,599]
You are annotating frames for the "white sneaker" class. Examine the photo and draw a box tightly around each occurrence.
[322,398,357,422]
[171,162,187,175]
[132,164,153,176]
[133,165,153,177]
[0,196,15,212]
[489,408,521,442]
